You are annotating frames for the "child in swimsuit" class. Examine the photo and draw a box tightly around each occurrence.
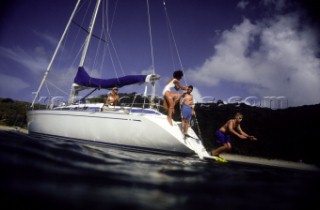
[211,112,257,157]
[180,85,194,135]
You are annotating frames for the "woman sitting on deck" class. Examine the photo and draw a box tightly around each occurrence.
[104,87,120,106]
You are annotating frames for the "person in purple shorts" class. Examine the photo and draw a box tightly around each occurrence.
[180,85,194,136]
[211,112,257,157]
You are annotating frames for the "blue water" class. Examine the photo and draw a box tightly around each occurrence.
[0,130,319,210]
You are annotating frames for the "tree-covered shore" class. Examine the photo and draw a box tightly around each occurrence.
[1,97,319,166]
[0,98,30,128]
[191,102,320,167]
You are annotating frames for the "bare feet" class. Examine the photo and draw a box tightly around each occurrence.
[167,118,173,126]
[211,151,218,156]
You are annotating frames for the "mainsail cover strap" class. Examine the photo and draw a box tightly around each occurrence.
[74,67,148,89]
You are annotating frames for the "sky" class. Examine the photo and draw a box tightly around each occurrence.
[0,0,319,108]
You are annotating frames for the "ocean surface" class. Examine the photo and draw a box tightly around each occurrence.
[1,130,319,210]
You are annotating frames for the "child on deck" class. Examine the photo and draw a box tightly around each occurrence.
[180,85,195,136]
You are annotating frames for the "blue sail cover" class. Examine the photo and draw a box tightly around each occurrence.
[74,67,148,89]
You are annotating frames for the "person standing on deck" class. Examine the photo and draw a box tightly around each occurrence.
[162,70,188,125]
[180,85,195,136]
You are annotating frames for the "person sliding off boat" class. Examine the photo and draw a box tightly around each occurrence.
[211,112,257,162]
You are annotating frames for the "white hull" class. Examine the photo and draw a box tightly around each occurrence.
[27,105,209,157]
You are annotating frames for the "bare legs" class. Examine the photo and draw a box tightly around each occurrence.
[164,92,181,126]
[182,119,189,135]
[211,142,232,156]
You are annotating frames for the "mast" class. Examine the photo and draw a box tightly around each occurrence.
[146,0,156,103]
[79,0,102,66]
[30,0,82,108]
[69,0,102,104]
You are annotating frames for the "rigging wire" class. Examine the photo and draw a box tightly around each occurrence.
[97,0,125,83]
[94,0,109,77]
[102,0,126,77]
[79,0,102,67]
[162,0,188,86]
[31,0,82,108]
[46,80,70,96]
[108,34,125,76]
[92,0,105,75]
[165,17,177,71]
[74,0,125,87]
[44,82,51,100]
[108,0,118,33]
[146,0,157,102]
[45,0,89,99]
[106,0,126,76]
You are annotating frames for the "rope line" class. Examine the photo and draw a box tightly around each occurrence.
[162,0,188,85]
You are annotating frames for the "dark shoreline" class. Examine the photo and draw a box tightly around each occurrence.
[2,97,320,166]
[1,125,318,172]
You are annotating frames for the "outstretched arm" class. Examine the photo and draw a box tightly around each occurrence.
[174,80,187,91]
[228,120,247,139]
[238,125,248,137]
[238,125,257,141]
[247,136,257,141]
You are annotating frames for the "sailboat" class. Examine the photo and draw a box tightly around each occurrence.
[27,0,210,158]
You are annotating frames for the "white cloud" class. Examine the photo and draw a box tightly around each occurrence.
[188,18,258,85]
[191,86,203,103]
[263,0,287,11]
[237,1,249,10]
[0,46,48,74]
[188,13,320,106]
[0,32,61,78]
[0,31,75,98]
[33,30,59,47]
[0,73,30,95]
[141,66,155,75]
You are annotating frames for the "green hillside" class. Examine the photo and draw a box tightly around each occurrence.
[189,103,320,166]
[0,98,30,128]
